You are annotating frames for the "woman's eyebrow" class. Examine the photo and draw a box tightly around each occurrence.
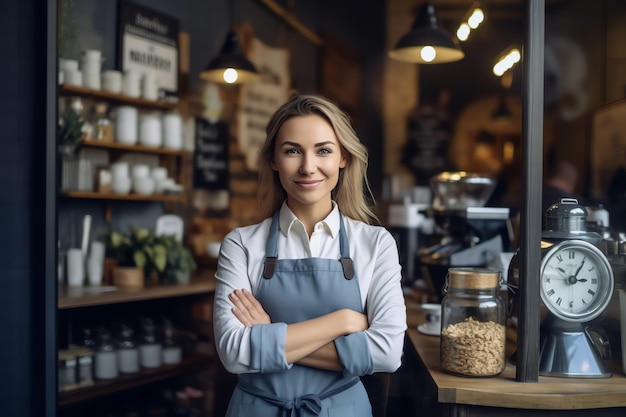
[278,141,337,148]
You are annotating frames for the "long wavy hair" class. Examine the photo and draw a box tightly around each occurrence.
[256,94,378,224]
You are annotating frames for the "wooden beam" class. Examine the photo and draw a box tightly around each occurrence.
[255,0,323,45]
[516,0,544,383]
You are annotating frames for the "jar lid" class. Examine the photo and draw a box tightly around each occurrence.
[447,267,500,289]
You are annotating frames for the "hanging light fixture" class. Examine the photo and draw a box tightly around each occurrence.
[389,2,464,64]
[200,1,260,84]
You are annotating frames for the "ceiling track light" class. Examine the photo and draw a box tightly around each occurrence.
[389,2,464,64]
[456,2,484,42]
[493,46,521,77]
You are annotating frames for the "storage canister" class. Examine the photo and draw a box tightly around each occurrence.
[440,267,506,377]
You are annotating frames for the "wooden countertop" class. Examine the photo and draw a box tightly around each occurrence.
[405,300,626,410]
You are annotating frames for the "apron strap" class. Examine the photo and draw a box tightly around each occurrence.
[262,209,355,280]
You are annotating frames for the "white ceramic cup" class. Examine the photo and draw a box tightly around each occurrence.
[207,241,221,258]
[139,113,162,147]
[123,70,141,98]
[101,70,123,94]
[151,167,168,181]
[64,69,83,87]
[421,303,442,333]
[141,72,159,101]
[87,257,103,286]
[115,106,138,144]
[133,176,155,195]
[162,112,182,150]
[59,58,79,72]
[90,241,106,263]
[131,164,150,179]
[66,248,85,287]
[110,162,130,181]
[112,176,132,195]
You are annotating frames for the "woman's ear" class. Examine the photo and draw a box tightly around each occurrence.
[339,152,348,169]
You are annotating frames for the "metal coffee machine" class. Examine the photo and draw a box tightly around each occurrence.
[418,171,514,300]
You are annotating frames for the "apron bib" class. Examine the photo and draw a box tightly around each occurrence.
[228,211,372,417]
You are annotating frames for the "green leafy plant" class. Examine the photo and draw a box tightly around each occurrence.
[106,227,167,278]
[106,227,196,284]
[158,234,198,284]
[58,107,84,148]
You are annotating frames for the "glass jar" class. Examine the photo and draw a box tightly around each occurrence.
[94,327,118,380]
[440,267,506,377]
[139,317,162,368]
[161,318,182,365]
[117,324,139,374]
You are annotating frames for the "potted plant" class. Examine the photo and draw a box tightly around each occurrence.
[106,227,167,288]
[157,234,198,285]
[57,106,85,155]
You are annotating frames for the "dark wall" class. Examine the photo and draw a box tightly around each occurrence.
[1,0,57,416]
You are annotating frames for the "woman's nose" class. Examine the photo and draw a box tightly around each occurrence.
[299,154,316,175]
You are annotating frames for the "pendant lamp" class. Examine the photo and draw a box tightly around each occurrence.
[389,2,464,64]
[200,0,260,85]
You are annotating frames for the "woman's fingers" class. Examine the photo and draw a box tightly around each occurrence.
[229,289,271,326]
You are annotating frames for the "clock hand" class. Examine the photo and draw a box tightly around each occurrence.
[574,256,586,278]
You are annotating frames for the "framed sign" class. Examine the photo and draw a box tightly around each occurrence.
[193,118,229,191]
[118,0,179,102]
[590,98,626,200]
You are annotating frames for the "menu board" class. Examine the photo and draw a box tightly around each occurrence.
[118,0,179,102]
[193,118,229,191]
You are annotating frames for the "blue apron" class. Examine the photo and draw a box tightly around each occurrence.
[226,211,372,417]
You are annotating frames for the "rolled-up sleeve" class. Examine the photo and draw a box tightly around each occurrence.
[361,229,407,373]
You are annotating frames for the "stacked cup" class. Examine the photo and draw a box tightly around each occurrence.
[80,49,103,90]
[60,58,82,87]
[111,162,131,195]
[132,164,155,196]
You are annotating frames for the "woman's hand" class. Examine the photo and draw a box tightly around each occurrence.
[229,288,271,327]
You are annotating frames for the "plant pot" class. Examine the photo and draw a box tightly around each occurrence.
[174,270,191,285]
[113,267,144,289]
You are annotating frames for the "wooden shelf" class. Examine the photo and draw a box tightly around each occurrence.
[79,139,189,156]
[59,274,216,309]
[59,84,178,110]
[61,191,185,202]
[58,353,213,408]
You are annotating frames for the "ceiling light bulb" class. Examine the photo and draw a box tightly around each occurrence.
[223,68,238,84]
[468,8,484,29]
[457,23,470,41]
[421,46,436,62]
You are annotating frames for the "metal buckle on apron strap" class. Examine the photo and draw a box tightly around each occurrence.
[263,257,277,279]
[340,258,354,280]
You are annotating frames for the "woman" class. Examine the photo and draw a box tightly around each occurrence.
[213,94,407,416]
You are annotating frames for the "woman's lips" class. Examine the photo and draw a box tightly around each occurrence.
[295,180,323,188]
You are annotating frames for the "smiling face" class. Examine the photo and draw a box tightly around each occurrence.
[270,114,347,218]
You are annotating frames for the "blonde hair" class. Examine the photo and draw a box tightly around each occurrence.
[257,94,378,224]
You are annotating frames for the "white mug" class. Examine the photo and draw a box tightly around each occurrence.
[101,70,123,94]
[123,70,141,98]
[141,72,159,101]
[87,257,103,286]
[115,106,138,144]
[421,303,442,333]
[66,248,85,287]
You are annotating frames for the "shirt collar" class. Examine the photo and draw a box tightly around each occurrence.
[278,201,340,238]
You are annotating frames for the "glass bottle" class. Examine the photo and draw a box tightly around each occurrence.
[139,317,162,368]
[117,323,139,374]
[94,102,113,142]
[440,267,506,377]
[94,327,118,380]
[161,318,182,365]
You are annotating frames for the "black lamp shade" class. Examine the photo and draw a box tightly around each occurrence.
[389,2,464,64]
[200,30,260,84]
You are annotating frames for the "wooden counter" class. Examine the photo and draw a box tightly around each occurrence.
[405,300,626,417]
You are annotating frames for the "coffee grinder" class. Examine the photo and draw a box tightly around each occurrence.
[418,171,514,300]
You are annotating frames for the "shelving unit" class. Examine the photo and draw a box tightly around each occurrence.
[57,273,217,413]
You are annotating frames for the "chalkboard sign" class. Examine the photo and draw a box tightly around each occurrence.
[193,118,229,190]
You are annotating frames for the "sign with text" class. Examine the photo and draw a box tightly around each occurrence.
[118,1,179,102]
[193,118,229,191]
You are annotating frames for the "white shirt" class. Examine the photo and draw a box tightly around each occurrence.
[213,202,407,374]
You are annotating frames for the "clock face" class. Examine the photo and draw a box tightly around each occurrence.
[540,240,614,322]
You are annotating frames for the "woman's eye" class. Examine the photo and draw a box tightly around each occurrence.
[285,148,300,155]
[318,148,331,154]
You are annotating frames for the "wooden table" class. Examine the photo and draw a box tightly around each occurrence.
[405,300,626,417]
